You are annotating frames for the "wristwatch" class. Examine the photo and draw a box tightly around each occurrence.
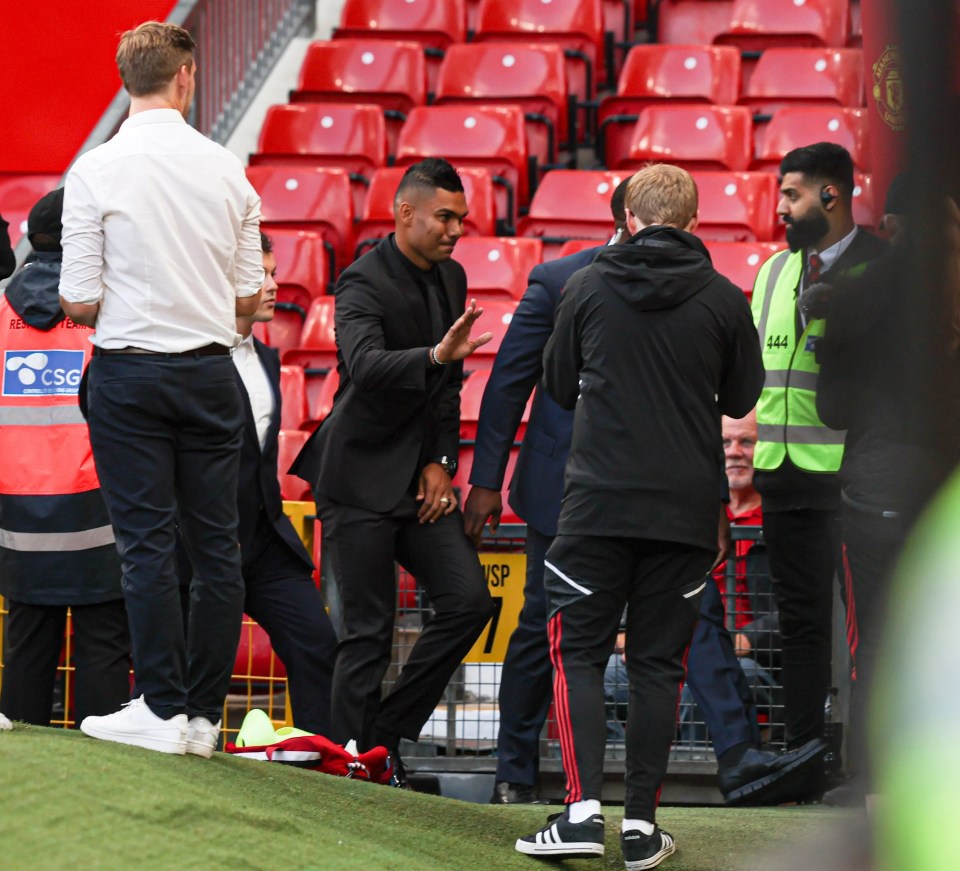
[433,456,458,476]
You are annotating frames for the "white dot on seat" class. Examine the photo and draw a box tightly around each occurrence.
[597,182,610,195]
[724,183,737,196]
[853,185,862,196]
[19,220,28,234]
[464,116,477,129]
[502,312,513,325]
[747,254,760,266]
[487,249,501,262]
[321,116,334,129]
[827,118,840,132]
[502,54,516,68]
[284,178,300,191]
[361,52,375,65]
[793,0,806,6]
[815,59,827,72]
[695,116,709,130]
[683,57,698,71]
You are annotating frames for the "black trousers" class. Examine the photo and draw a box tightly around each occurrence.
[841,503,904,784]
[0,598,130,725]
[318,492,494,750]
[242,520,337,735]
[87,354,245,721]
[763,508,843,748]
[495,527,554,785]
[685,576,761,757]
[544,535,712,821]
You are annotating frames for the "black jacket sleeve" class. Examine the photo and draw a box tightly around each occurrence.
[718,285,765,419]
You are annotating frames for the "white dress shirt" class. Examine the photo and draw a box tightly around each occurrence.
[232,333,275,450]
[59,108,263,352]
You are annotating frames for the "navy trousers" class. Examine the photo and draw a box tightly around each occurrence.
[87,353,246,721]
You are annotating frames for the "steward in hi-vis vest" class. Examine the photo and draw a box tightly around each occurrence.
[748,142,886,765]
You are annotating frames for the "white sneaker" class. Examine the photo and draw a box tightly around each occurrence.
[186,716,222,758]
[0,712,12,731]
[80,696,187,754]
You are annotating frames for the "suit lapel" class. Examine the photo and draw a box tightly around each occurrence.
[379,236,432,346]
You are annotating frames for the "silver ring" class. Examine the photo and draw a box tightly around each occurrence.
[439,497,450,504]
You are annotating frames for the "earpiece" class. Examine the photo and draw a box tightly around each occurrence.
[820,187,836,208]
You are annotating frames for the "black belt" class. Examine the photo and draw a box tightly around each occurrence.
[94,343,231,357]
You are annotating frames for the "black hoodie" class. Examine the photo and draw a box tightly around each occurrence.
[4,251,65,330]
[543,226,764,551]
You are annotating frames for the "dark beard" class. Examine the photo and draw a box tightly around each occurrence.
[784,210,830,252]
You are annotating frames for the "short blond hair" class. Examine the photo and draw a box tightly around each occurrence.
[625,164,698,229]
[116,21,195,97]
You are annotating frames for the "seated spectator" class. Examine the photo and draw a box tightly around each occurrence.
[0,189,130,726]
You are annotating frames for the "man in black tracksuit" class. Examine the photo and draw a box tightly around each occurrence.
[516,164,764,870]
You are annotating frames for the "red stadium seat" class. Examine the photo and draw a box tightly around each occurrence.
[852,172,875,229]
[451,444,522,524]
[622,104,753,172]
[245,165,354,277]
[464,299,518,372]
[459,369,533,442]
[740,48,864,117]
[290,39,427,159]
[715,0,851,51]
[558,239,605,258]
[277,430,312,501]
[279,365,308,430]
[704,240,784,298]
[334,0,467,93]
[752,107,869,172]
[435,43,571,165]
[518,169,628,259]
[395,105,529,232]
[599,45,741,168]
[306,369,341,430]
[263,229,331,312]
[252,308,306,356]
[657,1,735,46]
[282,296,338,371]
[475,0,606,102]
[352,166,498,259]
[691,171,780,242]
[453,237,544,301]
[0,174,61,247]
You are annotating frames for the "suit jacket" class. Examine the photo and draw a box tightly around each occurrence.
[468,246,601,536]
[237,339,314,570]
[292,235,465,513]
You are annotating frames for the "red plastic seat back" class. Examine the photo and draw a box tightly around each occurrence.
[599,45,742,166]
[453,237,544,300]
[475,0,605,96]
[716,0,851,51]
[396,105,529,229]
[282,296,338,370]
[657,0,735,46]
[277,430,312,500]
[435,42,570,163]
[264,229,331,311]
[279,365,308,430]
[466,299,519,366]
[558,239,605,259]
[351,166,497,259]
[245,165,354,273]
[704,240,784,298]
[623,104,753,172]
[753,106,868,172]
[291,39,427,157]
[741,48,864,115]
[690,171,780,242]
[0,174,61,247]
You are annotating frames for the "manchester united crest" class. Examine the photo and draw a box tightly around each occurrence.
[872,45,905,131]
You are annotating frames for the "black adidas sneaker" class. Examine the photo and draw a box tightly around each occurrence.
[621,826,676,870]
[515,810,605,859]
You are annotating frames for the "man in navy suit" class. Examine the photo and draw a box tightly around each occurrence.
[221,232,337,740]
[465,179,825,806]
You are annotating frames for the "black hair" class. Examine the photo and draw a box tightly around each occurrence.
[395,157,464,203]
[779,142,855,200]
[611,177,630,228]
[260,230,273,254]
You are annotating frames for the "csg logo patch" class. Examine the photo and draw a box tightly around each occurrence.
[3,350,85,396]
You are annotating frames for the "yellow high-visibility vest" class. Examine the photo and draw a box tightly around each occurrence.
[750,249,845,473]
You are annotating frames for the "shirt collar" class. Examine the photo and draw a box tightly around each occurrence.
[120,108,188,131]
[234,331,255,355]
[808,226,858,275]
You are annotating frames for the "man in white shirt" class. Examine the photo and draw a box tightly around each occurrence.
[60,21,263,755]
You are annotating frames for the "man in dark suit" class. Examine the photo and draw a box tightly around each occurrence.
[179,232,338,754]
[292,159,496,777]
[466,178,827,808]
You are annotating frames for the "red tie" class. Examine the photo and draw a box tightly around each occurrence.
[807,252,823,283]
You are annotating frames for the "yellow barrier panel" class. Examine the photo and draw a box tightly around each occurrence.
[464,552,527,663]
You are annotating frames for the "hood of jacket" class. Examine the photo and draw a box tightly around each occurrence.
[590,225,716,311]
[4,252,65,331]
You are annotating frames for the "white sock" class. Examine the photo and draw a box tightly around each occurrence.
[622,819,655,836]
[567,799,602,823]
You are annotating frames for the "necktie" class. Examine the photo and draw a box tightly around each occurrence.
[807,252,823,284]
